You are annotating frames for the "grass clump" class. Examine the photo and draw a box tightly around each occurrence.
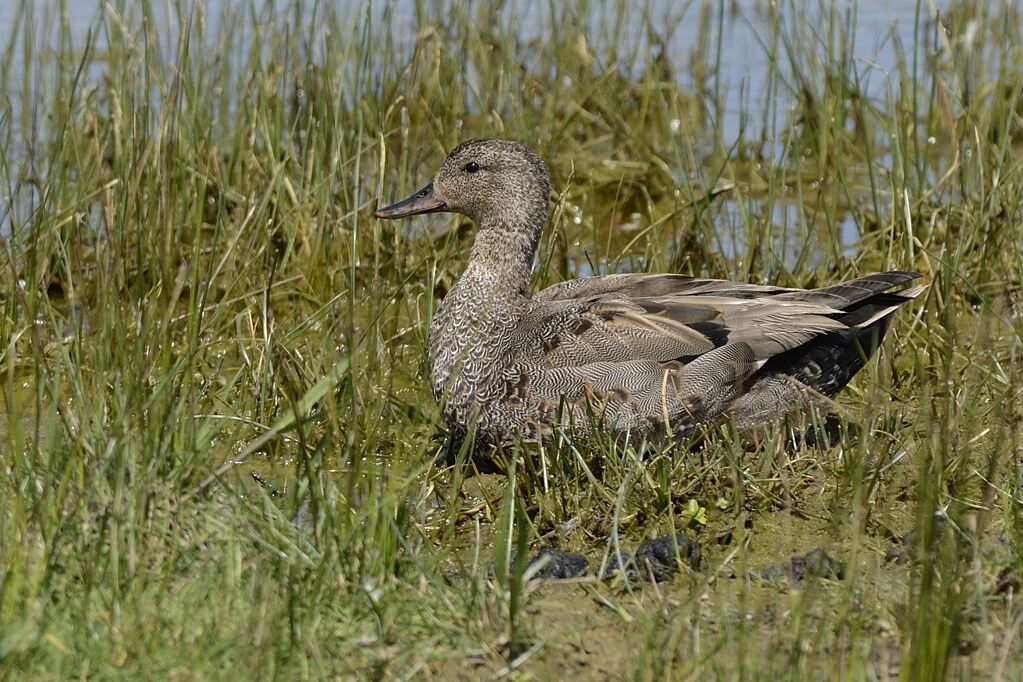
[1,0,1023,678]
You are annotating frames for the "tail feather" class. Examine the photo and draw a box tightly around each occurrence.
[750,275,925,400]
[836,283,927,329]
[777,271,922,310]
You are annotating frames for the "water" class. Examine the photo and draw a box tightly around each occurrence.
[0,0,946,259]
[0,0,941,138]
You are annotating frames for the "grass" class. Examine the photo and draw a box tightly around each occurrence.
[1,0,1022,678]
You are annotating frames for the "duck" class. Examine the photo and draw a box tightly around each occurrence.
[375,139,924,447]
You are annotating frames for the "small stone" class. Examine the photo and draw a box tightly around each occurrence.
[885,514,950,565]
[800,419,844,448]
[598,535,702,582]
[633,533,703,581]
[758,548,844,582]
[525,548,589,580]
[598,551,632,580]
[885,538,911,565]
[992,566,1021,596]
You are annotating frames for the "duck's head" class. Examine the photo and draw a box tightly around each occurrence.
[375,139,551,228]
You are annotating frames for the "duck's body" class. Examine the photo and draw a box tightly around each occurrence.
[376,140,924,445]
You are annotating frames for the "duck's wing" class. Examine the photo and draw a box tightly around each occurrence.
[525,271,922,368]
[533,273,788,301]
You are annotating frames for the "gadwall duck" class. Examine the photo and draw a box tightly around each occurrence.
[376,139,924,446]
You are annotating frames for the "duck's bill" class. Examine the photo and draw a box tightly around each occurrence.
[374,183,447,219]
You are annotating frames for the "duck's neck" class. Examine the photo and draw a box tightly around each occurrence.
[461,217,541,299]
[429,215,543,406]
[438,221,538,334]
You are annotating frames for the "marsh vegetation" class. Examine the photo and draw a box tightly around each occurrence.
[1,0,1022,678]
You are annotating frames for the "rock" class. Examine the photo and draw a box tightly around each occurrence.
[525,548,589,580]
[758,548,845,582]
[885,514,950,565]
[597,531,703,580]
[598,551,632,580]
[992,566,1021,596]
[884,538,911,565]
[634,533,703,579]
[601,534,702,582]
[525,534,703,584]
[795,417,847,449]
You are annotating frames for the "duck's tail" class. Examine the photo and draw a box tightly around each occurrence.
[728,273,925,428]
[836,283,927,330]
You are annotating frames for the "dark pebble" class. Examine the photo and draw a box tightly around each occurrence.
[992,566,1022,596]
[526,548,589,580]
[884,514,950,565]
[635,533,703,579]
[598,551,631,580]
[601,534,702,582]
[524,534,704,584]
[758,548,845,582]
[884,541,910,565]
[790,417,848,450]
[597,531,703,580]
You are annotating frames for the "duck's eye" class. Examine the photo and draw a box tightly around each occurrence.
[463,161,480,173]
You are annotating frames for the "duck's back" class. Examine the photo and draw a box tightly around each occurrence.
[493,271,923,439]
